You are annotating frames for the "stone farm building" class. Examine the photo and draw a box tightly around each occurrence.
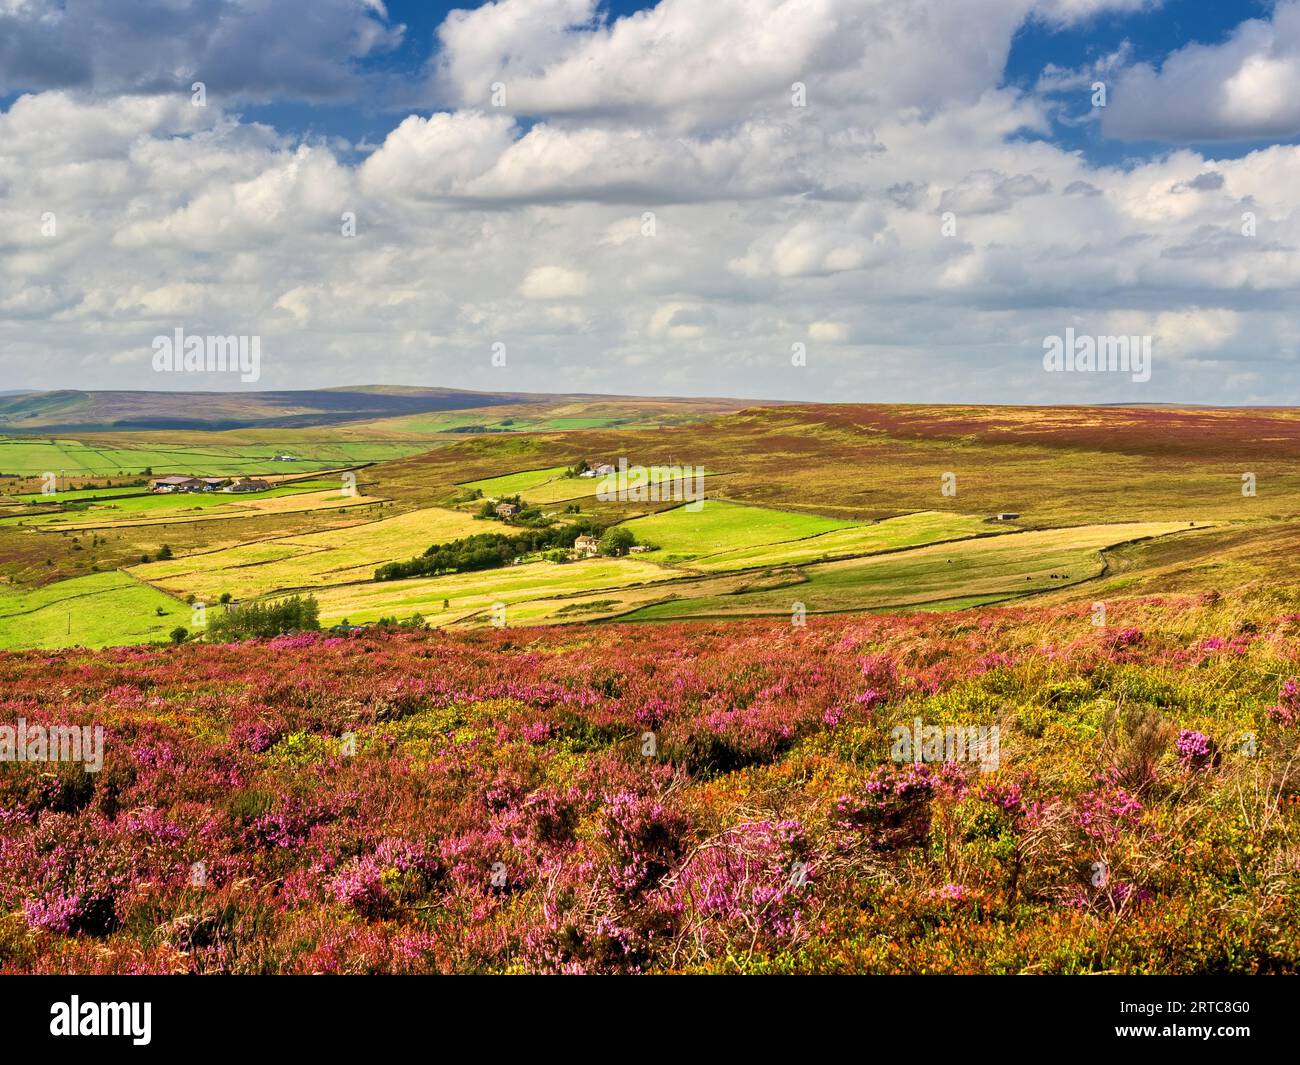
[226,478,272,493]
[150,476,231,493]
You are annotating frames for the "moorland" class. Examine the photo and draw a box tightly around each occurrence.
[0,391,1296,974]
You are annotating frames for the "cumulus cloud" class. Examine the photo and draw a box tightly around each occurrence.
[0,0,404,101]
[1104,1,1300,141]
[1,0,1299,406]
[519,265,590,299]
[431,0,1039,129]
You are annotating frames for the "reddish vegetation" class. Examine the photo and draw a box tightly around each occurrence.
[1,595,1297,973]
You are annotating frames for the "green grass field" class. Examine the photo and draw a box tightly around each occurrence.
[0,436,422,477]
[461,464,720,506]
[0,571,186,648]
[624,521,1206,619]
[1,486,146,504]
[624,500,857,564]
[0,480,357,529]
[687,510,1003,571]
[621,502,998,569]
[459,465,572,497]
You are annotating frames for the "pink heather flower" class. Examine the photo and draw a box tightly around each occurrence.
[822,706,843,728]
[979,780,1024,816]
[934,883,969,902]
[854,689,883,709]
[1112,627,1143,647]
[1267,703,1295,727]
[24,893,82,935]
[522,721,552,744]
[1077,785,1143,842]
[1175,729,1215,769]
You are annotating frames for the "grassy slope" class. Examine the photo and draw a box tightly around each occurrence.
[626,522,1206,619]
[624,499,857,564]
[0,571,186,648]
[681,510,998,571]
[131,505,489,601]
[310,557,677,626]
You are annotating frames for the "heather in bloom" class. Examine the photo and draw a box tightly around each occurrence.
[0,596,1295,974]
[1174,729,1217,770]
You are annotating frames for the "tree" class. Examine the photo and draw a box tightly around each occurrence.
[169,626,188,644]
[207,594,320,640]
[156,543,174,560]
[599,527,636,557]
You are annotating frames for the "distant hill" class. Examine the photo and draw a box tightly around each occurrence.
[0,387,541,432]
[0,386,763,432]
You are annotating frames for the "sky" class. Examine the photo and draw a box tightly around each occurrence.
[2,0,1300,404]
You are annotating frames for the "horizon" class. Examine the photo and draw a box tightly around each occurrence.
[2,383,1298,410]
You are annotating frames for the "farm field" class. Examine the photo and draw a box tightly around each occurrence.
[0,570,184,648]
[463,464,721,506]
[309,556,678,626]
[624,499,857,563]
[633,505,997,570]
[0,403,1293,651]
[132,505,490,601]
[0,435,423,478]
[627,522,1207,619]
[2,484,383,532]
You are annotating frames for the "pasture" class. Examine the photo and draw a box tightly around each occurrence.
[625,521,1207,619]
[624,500,856,564]
[630,505,997,570]
[132,505,489,602]
[308,556,677,626]
[0,571,186,648]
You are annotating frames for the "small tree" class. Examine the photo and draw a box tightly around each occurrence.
[169,626,188,644]
[599,527,636,557]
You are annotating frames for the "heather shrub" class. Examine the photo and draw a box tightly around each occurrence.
[0,596,1296,973]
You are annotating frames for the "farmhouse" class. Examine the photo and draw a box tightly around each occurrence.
[494,502,519,520]
[271,454,297,462]
[150,475,232,493]
[150,476,203,493]
[226,478,271,494]
[579,462,615,478]
[573,534,600,558]
[992,512,1020,521]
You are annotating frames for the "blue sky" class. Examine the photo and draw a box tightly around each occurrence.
[203,0,1300,165]
[2,0,1300,404]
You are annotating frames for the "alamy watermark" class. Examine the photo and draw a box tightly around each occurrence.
[50,996,150,1045]
[152,327,261,383]
[1,718,103,772]
[1042,328,1151,383]
[890,718,1000,772]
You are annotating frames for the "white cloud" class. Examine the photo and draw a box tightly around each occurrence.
[2,1,1299,407]
[1104,1,1300,140]
[519,265,590,299]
